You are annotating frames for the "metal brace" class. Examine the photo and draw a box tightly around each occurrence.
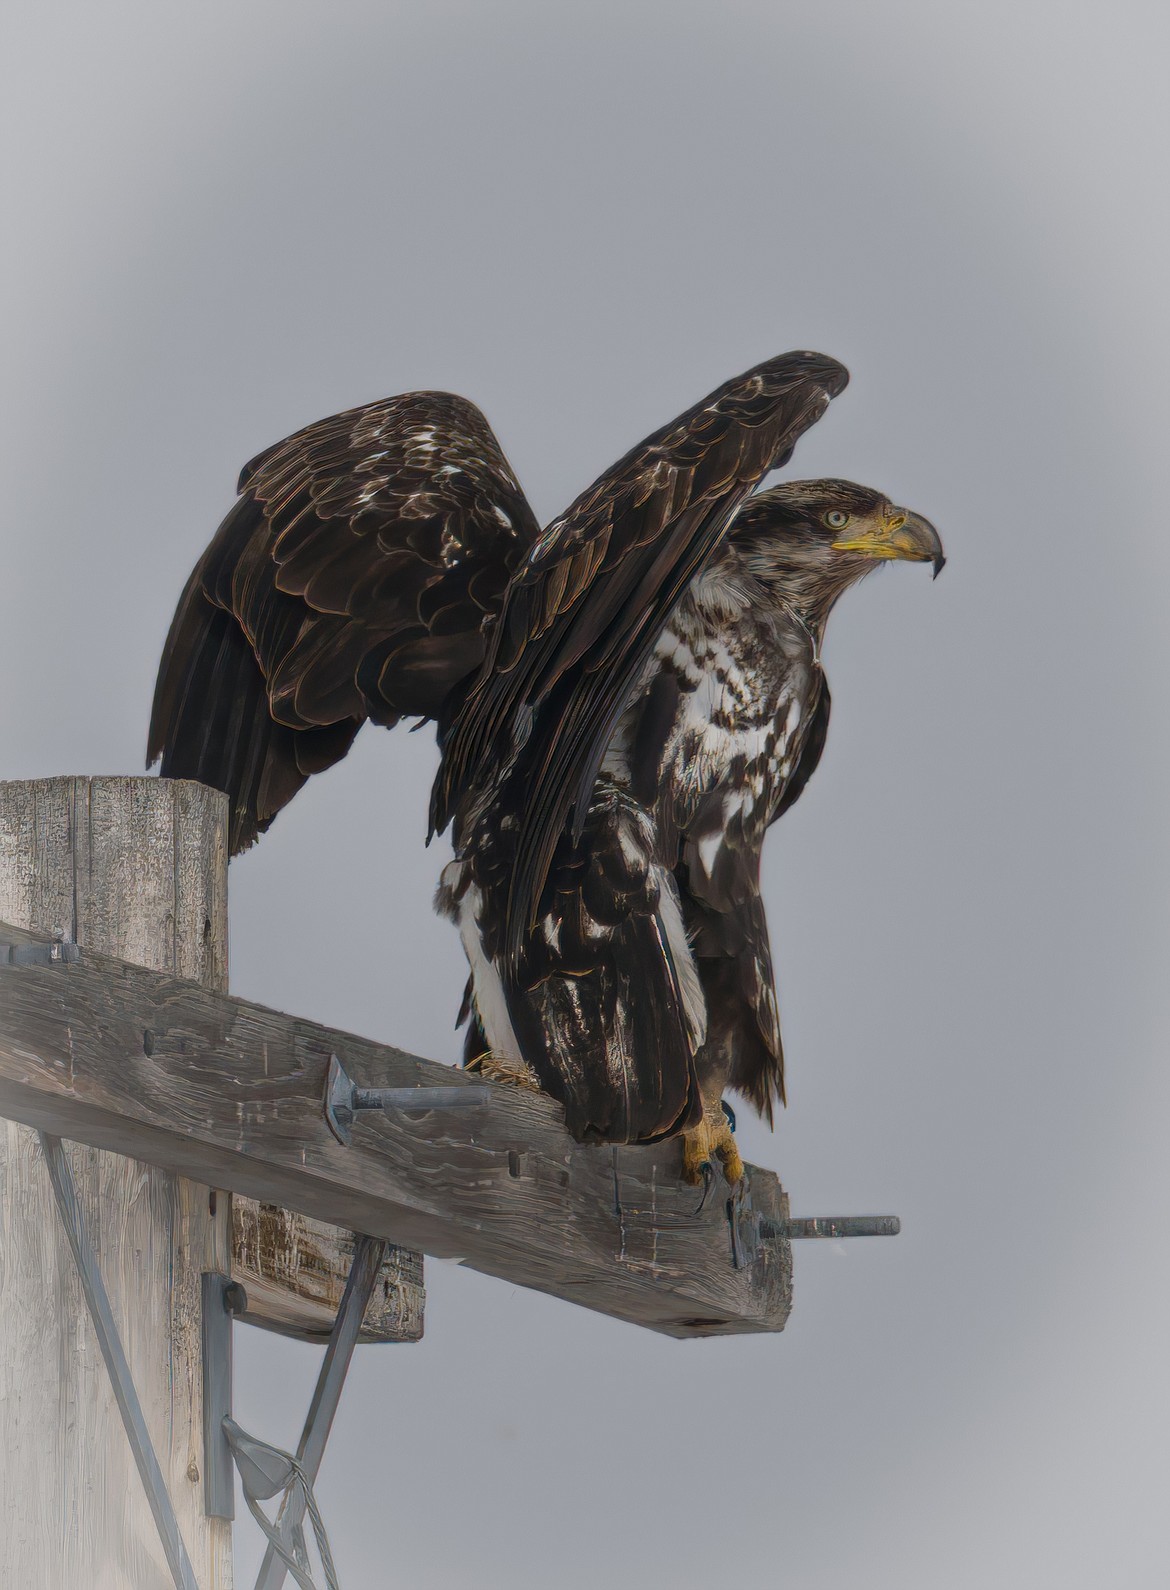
[251,1233,388,1590]
[200,1232,388,1590]
[225,1421,340,1590]
[324,1053,490,1144]
[41,1132,201,1590]
[2,936,81,966]
[202,1273,249,1521]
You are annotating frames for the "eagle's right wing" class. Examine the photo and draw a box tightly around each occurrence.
[432,351,849,970]
[148,391,539,852]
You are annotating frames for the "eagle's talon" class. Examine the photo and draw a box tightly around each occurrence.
[689,1159,715,1213]
[681,1103,744,1187]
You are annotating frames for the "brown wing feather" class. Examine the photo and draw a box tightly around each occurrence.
[432,351,848,968]
[148,391,539,852]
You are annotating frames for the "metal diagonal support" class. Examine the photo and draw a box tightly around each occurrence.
[40,1132,200,1590]
[253,1233,388,1590]
[202,1272,249,1520]
[225,1420,339,1590]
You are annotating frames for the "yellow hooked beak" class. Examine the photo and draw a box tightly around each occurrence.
[832,509,945,578]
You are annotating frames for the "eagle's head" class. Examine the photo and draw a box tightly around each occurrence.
[728,479,944,628]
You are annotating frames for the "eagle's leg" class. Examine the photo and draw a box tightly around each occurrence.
[463,1050,543,1092]
[681,1099,744,1186]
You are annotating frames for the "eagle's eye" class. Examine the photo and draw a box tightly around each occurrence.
[824,510,850,530]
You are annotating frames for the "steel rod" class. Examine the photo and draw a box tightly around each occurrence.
[354,1084,491,1111]
[40,1132,200,1590]
[771,1215,901,1239]
[253,1232,388,1590]
[324,1053,489,1144]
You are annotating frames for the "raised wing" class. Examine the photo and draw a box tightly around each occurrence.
[432,351,849,967]
[148,391,539,851]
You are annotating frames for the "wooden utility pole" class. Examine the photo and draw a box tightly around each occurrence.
[0,776,233,1589]
[0,777,425,1589]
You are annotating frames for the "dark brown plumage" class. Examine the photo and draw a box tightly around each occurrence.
[148,354,942,1172]
[431,351,850,971]
[149,392,539,850]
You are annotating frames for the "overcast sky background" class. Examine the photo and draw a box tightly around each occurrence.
[3,2,1169,1585]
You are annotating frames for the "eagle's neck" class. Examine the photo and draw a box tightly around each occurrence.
[726,524,877,640]
[693,541,861,660]
[773,596,823,667]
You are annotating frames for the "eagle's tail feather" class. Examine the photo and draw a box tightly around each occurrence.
[499,787,704,1145]
[508,912,703,1145]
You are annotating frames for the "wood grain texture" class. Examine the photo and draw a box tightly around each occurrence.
[231,1199,423,1343]
[0,777,233,1590]
[0,920,793,1338]
[0,775,427,1590]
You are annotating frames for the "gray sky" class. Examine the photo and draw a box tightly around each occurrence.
[4,2,1169,1585]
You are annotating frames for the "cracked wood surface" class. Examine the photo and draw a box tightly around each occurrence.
[0,776,234,1590]
[0,917,792,1338]
[230,1200,423,1344]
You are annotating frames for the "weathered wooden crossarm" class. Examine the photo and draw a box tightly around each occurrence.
[0,920,791,1338]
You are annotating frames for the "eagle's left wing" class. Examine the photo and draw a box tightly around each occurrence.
[432,351,848,969]
[148,390,538,852]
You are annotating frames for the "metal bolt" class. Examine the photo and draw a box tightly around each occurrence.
[223,1280,249,1316]
[325,1054,491,1145]
[763,1215,901,1240]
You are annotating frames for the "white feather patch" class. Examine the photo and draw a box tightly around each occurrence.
[437,862,523,1063]
[696,829,723,881]
[653,863,707,1050]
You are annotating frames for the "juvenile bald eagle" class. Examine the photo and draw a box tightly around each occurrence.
[149,351,942,1181]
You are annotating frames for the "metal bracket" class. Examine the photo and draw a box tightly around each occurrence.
[201,1273,248,1521]
[324,1053,490,1144]
[224,1420,340,1590]
[2,937,81,966]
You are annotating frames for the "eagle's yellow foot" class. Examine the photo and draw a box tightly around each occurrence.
[681,1104,744,1186]
[464,1051,542,1092]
